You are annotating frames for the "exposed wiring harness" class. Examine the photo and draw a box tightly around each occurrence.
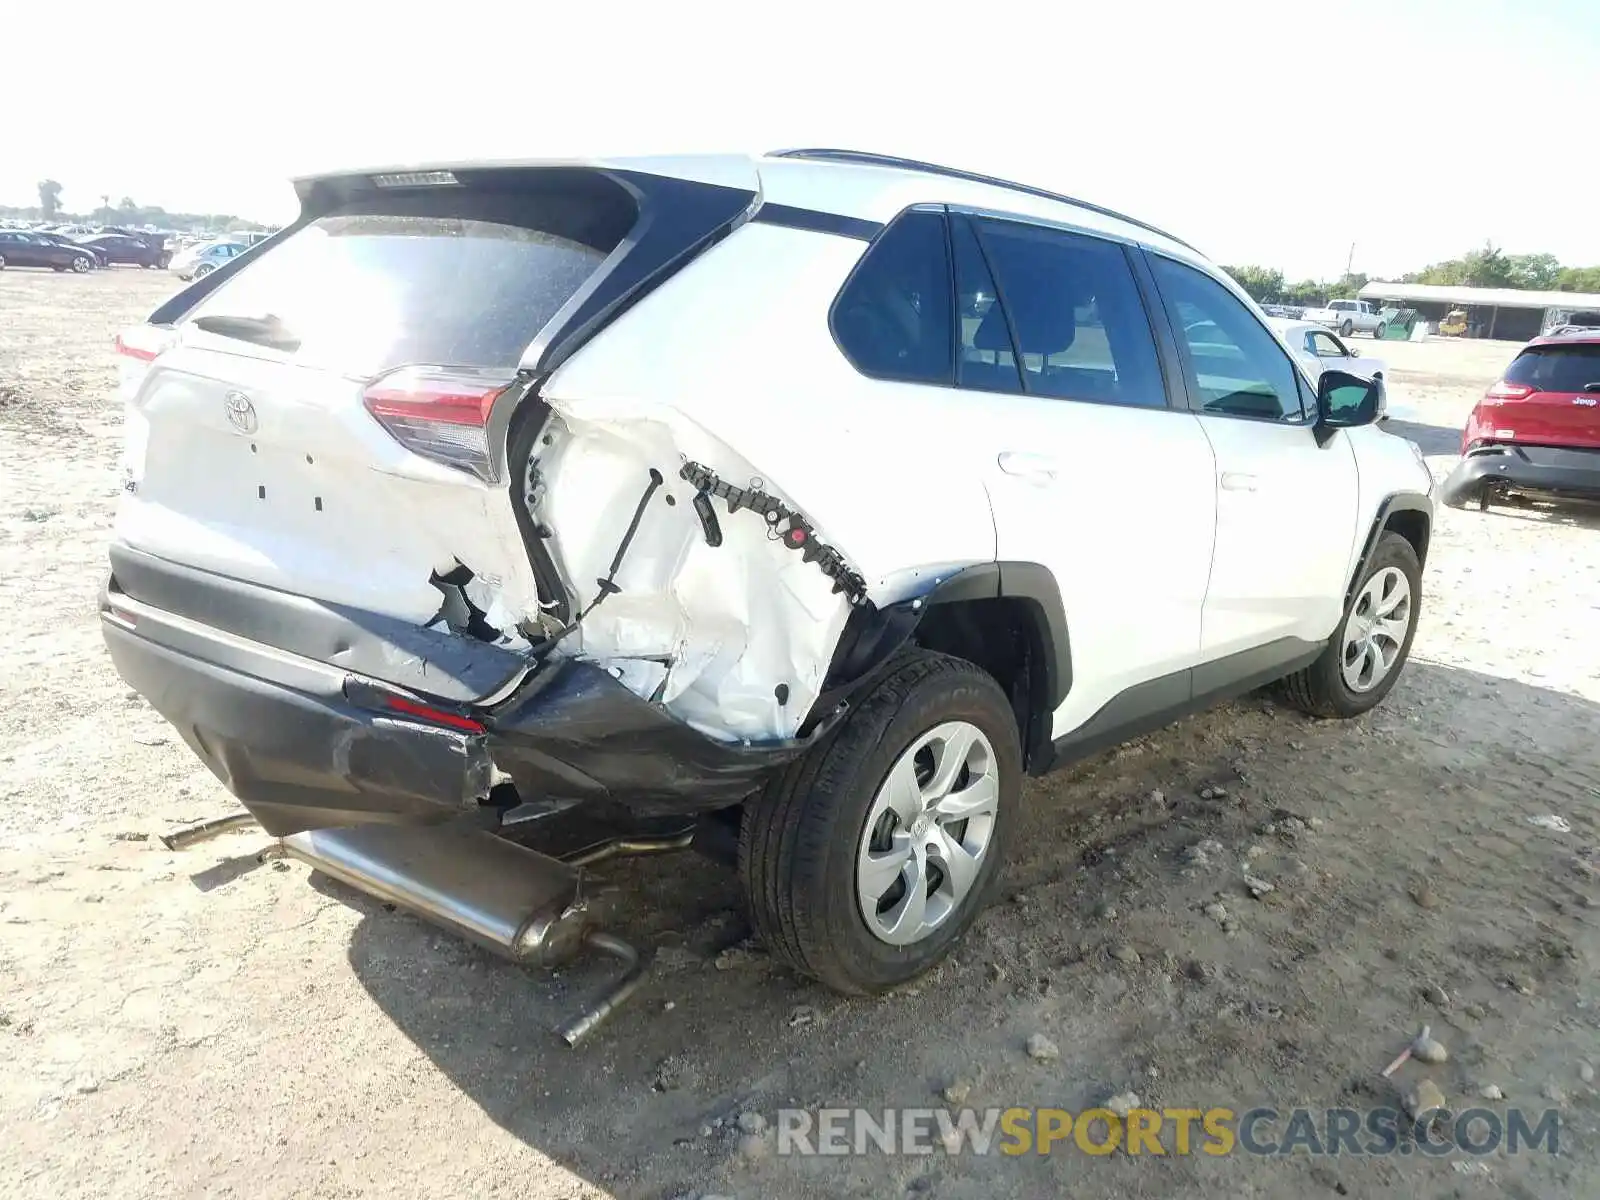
[679,461,868,606]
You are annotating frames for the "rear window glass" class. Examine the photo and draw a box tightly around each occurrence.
[182,186,634,377]
[1505,344,1600,393]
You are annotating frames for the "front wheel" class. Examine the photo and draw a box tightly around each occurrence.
[193,262,215,279]
[738,650,1020,995]
[71,255,91,273]
[1282,531,1421,718]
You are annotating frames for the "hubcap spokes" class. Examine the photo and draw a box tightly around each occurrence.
[1340,567,1411,693]
[856,721,999,946]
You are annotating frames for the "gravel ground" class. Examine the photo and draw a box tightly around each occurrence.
[2,269,1597,1200]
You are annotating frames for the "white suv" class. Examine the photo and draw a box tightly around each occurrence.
[104,150,1434,999]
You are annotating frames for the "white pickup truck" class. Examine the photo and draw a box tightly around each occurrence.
[1303,299,1386,338]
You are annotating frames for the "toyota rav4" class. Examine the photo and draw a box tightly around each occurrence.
[103,150,1434,1003]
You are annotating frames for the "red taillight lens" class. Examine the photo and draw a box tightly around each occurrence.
[361,365,517,482]
[1485,380,1535,401]
[382,694,485,734]
[114,325,175,362]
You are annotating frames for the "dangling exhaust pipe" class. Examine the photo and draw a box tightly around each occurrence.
[278,821,649,1045]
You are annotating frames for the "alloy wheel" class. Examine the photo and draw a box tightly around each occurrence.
[1341,566,1411,692]
[856,720,1000,946]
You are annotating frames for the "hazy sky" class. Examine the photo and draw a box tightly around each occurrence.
[4,0,1595,280]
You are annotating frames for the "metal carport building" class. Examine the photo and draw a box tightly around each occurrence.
[1358,282,1600,341]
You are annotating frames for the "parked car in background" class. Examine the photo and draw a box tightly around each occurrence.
[1268,318,1388,419]
[104,149,1432,1005]
[168,239,249,280]
[1441,326,1600,509]
[78,232,169,269]
[0,230,98,272]
[31,230,110,267]
[1303,299,1385,338]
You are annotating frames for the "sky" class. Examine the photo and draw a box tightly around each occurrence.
[4,0,1597,281]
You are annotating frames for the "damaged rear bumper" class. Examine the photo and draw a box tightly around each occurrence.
[1439,443,1600,508]
[102,552,816,836]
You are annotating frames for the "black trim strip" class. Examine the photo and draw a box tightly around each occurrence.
[751,203,883,242]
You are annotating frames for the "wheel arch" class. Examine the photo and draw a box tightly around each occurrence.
[1347,492,1432,606]
[805,561,1070,772]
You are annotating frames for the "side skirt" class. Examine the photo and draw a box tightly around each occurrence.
[1034,637,1323,774]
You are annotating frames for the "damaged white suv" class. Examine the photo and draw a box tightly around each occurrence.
[104,150,1433,999]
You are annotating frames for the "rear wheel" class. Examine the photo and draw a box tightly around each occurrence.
[193,262,215,279]
[1339,319,1354,337]
[1373,321,1387,340]
[1282,532,1420,718]
[738,650,1020,995]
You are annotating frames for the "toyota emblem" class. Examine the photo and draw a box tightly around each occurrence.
[224,391,259,434]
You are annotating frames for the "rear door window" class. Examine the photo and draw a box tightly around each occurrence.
[181,186,635,377]
[971,219,1166,408]
[952,217,1021,394]
[831,210,954,385]
[1505,344,1600,394]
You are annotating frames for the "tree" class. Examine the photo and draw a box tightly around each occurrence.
[118,196,138,211]
[1507,253,1561,290]
[1555,265,1600,294]
[1222,264,1285,303]
[37,179,63,218]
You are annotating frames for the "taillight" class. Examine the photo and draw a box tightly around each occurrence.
[1485,380,1535,401]
[382,694,485,734]
[114,324,175,362]
[361,365,518,483]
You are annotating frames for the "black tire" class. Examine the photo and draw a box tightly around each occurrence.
[738,650,1021,995]
[1373,321,1387,340]
[1339,319,1354,337]
[1282,531,1421,719]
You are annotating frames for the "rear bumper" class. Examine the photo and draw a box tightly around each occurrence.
[102,550,813,835]
[1439,443,1600,508]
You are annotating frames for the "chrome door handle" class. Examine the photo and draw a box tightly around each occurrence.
[1220,471,1259,492]
[998,451,1059,483]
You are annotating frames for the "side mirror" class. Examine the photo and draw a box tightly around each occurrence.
[1313,369,1379,446]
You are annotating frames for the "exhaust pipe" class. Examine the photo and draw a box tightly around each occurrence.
[279,822,647,1044]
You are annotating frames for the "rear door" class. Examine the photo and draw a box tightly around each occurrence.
[1146,252,1361,660]
[1499,342,1600,447]
[956,215,1218,738]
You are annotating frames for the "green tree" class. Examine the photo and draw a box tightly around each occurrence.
[1507,253,1561,290]
[37,179,63,218]
[1554,265,1600,293]
[1222,264,1285,302]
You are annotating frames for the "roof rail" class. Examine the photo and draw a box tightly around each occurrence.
[769,148,1198,253]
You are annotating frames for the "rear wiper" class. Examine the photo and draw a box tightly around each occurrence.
[191,313,300,353]
[1583,382,1600,393]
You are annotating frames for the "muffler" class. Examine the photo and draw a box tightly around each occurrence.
[279,822,648,1045]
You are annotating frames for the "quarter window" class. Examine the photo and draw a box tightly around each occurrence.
[1151,255,1306,421]
[831,210,953,384]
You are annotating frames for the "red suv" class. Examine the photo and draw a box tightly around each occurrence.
[1440,325,1600,509]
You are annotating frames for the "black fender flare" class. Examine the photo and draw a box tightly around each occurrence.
[1346,491,1432,605]
[803,561,1071,764]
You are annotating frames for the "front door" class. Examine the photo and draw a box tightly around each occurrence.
[1146,254,1361,660]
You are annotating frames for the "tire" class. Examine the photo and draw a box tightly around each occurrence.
[1339,320,1354,337]
[738,649,1021,995]
[71,255,91,273]
[1373,321,1387,340]
[1282,531,1421,719]
[193,262,215,279]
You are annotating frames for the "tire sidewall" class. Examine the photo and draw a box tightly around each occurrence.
[808,665,1021,990]
[1322,533,1422,713]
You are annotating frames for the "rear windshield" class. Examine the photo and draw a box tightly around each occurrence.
[1504,344,1600,394]
[181,180,636,377]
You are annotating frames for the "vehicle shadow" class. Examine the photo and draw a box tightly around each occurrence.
[1382,417,1460,457]
[336,660,1600,1199]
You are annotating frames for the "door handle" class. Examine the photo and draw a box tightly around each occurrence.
[998,451,1059,483]
[1220,471,1259,492]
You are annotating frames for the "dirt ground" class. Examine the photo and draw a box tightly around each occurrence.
[2,268,1596,1200]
